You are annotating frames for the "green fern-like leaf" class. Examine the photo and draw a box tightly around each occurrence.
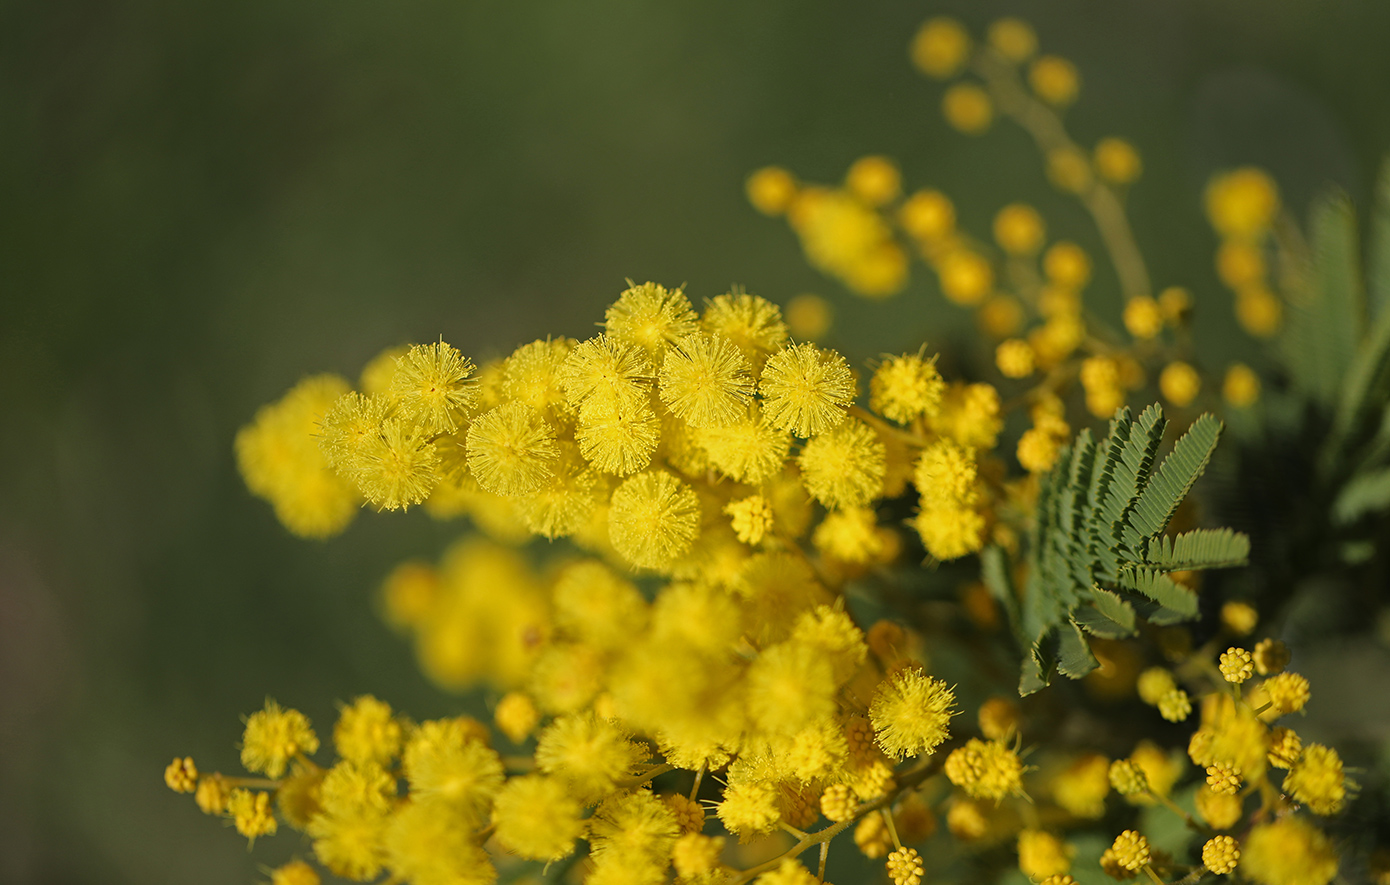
[1144,528,1251,570]
[1016,404,1248,695]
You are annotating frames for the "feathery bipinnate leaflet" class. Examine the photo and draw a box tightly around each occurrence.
[986,404,1250,695]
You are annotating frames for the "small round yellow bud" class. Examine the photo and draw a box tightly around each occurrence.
[943,83,994,135]
[1109,830,1150,871]
[987,18,1037,62]
[1206,764,1241,795]
[1042,241,1091,289]
[1158,689,1192,723]
[1221,601,1258,635]
[978,294,1024,338]
[912,17,972,79]
[164,757,198,793]
[1159,361,1201,408]
[1206,167,1280,239]
[1267,726,1303,769]
[1202,835,1240,875]
[847,155,902,207]
[938,249,994,305]
[1122,296,1164,339]
[900,189,956,241]
[1136,667,1177,706]
[819,783,856,822]
[887,846,924,885]
[1223,364,1261,409]
[993,203,1046,255]
[746,166,798,216]
[1235,287,1282,337]
[995,339,1035,378]
[494,692,541,744]
[1094,137,1142,185]
[1108,759,1149,797]
[1219,647,1254,684]
[1029,55,1080,106]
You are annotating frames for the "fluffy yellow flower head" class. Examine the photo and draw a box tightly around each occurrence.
[241,700,319,779]
[1050,753,1110,818]
[535,713,646,804]
[659,333,754,428]
[608,470,701,569]
[491,774,584,861]
[227,788,277,844]
[798,417,886,509]
[702,291,788,361]
[466,401,558,496]
[503,337,575,414]
[401,718,503,818]
[605,281,699,355]
[1263,672,1311,715]
[389,340,477,434]
[870,352,945,424]
[945,738,1025,801]
[869,666,956,759]
[759,342,856,437]
[698,407,792,484]
[269,860,320,885]
[559,334,654,414]
[334,695,402,767]
[576,397,659,475]
[1241,817,1338,885]
[1285,744,1346,815]
[938,248,995,305]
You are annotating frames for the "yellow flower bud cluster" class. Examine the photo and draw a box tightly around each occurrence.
[1206,167,1284,337]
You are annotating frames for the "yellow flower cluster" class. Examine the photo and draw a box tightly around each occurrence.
[171,13,1371,885]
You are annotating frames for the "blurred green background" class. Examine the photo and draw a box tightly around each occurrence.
[2,1,1388,882]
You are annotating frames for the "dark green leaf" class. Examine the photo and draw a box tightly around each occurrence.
[1057,621,1100,678]
[1144,528,1250,570]
[1331,466,1390,524]
[1129,414,1223,539]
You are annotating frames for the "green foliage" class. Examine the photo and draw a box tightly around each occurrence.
[1003,404,1250,695]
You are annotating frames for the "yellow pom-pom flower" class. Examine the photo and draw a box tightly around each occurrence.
[1043,241,1092,289]
[1122,296,1164,339]
[726,494,776,545]
[503,337,575,415]
[785,293,833,340]
[1018,829,1073,879]
[659,333,755,428]
[466,401,559,496]
[534,713,646,804]
[1241,817,1338,885]
[559,334,654,413]
[353,416,440,511]
[1158,688,1192,722]
[241,699,319,779]
[911,17,971,79]
[870,352,945,424]
[869,667,957,759]
[945,738,1024,801]
[269,860,320,885]
[575,397,660,475]
[389,340,477,434]
[1236,287,1284,337]
[1108,758,1149,797]
[491,774,584,861]
[759,342,856,437]
[1285,744,1346,815]
[402,718,504,818]
[702,291,788,362]
[798,417,886,509]
[608,470,701,569]
[1268,726,1303,769]
[334,695,402,767]
[604,281,699,355]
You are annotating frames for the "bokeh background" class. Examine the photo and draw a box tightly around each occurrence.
[3,1,1389,882]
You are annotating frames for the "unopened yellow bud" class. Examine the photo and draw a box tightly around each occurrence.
[1122,296,1164,339]
[1110,830,1150,871]
[987,18,1037,63]
[164,757,198,793]
[943,83,994,135]
[1223,364,1261,408]
[1219,647,1254,684]
[993,203,1046,255]
[912,17,972,79]
[746,166,798,216]
[847,155,902,206]
[1203,835,1240,874]
[1159,361,1201,408]
[1094,137,1142,184]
